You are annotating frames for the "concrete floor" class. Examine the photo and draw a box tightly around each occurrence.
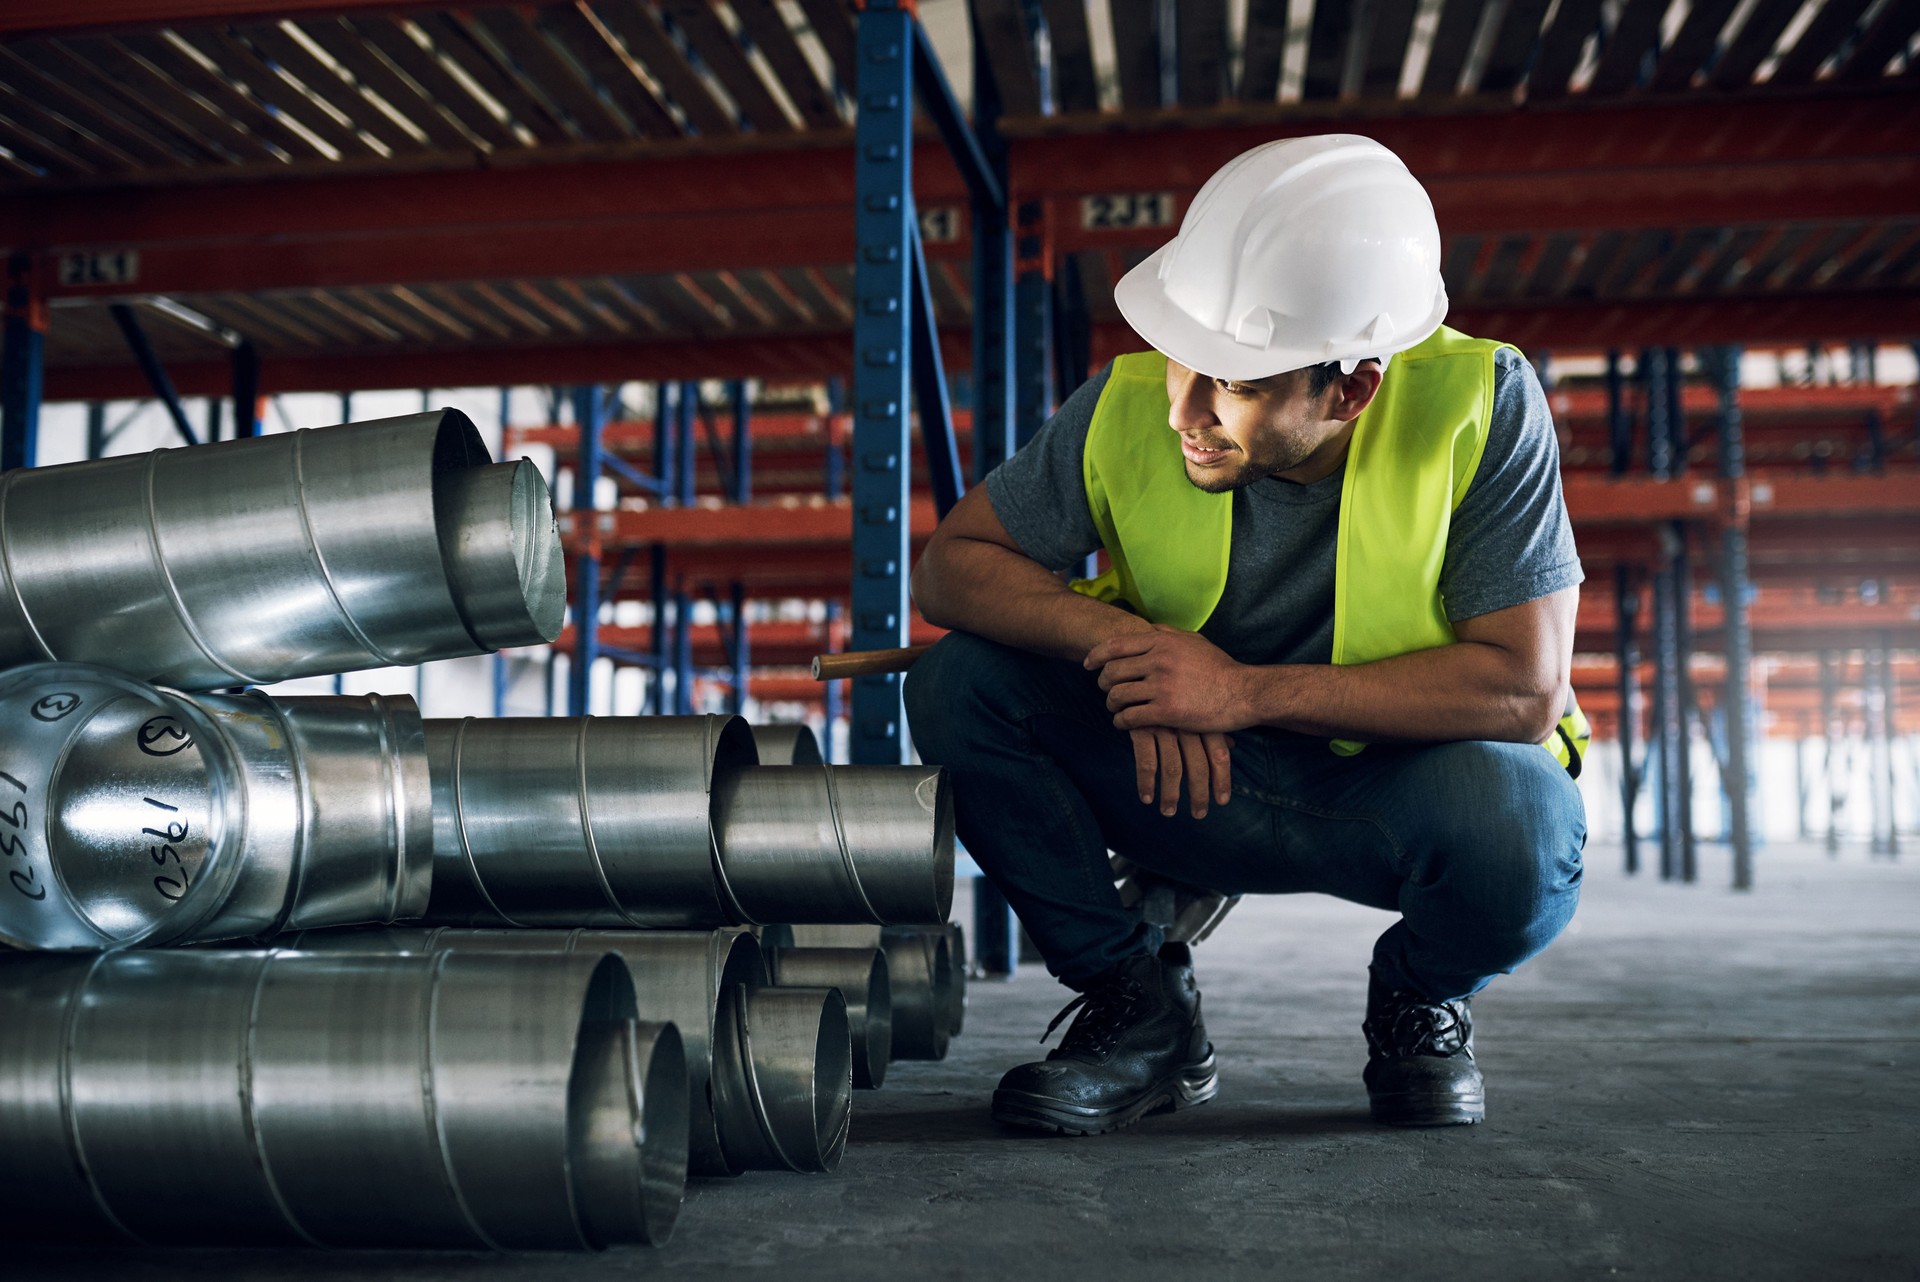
[15,840,1919,1280]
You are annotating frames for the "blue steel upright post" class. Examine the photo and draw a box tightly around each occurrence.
[730,380,752,502]
[568,385,606,716]
[1013,201,1055,451]
[979,192,1060,977]
[1644,349,1688,881]
[493,385,510,714]
[972,262,1015,464]
[850,0,917,766]
[676,381,697,506]
[231,340,261,437]
[1712,345,1755,890]
[0,253,42,472]
[968,11,1025,978]
[652,383,674,715]
[1605,350,1641,876]
[969,28,1014,483]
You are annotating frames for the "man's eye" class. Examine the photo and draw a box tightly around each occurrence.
[1216,380,1249,395]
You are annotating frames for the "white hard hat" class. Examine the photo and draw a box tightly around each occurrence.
[1114,134,1448,383]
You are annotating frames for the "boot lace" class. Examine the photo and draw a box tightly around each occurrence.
[1367,992,1472,1059]
[1041,976,1145,1059]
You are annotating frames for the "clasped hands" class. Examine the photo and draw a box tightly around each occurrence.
[1083,626,1255,822]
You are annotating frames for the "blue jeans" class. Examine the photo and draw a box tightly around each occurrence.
[904,632,1586,999]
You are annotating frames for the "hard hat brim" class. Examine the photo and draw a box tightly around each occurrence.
[1113,243,1449,384]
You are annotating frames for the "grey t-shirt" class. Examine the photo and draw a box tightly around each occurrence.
[981,349,1583,666]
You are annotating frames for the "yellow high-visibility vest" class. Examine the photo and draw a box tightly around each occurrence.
[1071,326,1590,775]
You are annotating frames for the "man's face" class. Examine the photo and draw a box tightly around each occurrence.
[1163,360,1358,492]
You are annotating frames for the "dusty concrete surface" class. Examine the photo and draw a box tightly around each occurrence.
[14,841,1918,1281]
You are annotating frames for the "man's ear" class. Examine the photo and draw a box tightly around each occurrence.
[1328,360,1384,422]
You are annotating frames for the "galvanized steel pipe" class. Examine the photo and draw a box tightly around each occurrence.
[0,411,564,689]
[424,714,758,929]
[0,949,686,1249]
[711,984,853,1174]
[769,945,892,1090]
[944,921,968,1037]
[789,925,882,947]
[881,926,955,1061]
[290,925,849,1176]
[751,722,823,765]
[426,718,953,929]
[713,765,955,925]
[0,664,430,950]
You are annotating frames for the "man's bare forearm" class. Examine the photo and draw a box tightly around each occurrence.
[1244,643,1565,745]
[913,537,1152,662]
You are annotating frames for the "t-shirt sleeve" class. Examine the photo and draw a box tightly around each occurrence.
[979,364,1111,572]
[1440,349,1585,622]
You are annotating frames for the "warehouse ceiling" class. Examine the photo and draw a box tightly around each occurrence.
[0,0,860,185]
[0,0,1913,187]
[0,0,1915,392]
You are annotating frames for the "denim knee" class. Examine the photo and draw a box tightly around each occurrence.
[1409,741,1586,912]
[904,631,1019,762]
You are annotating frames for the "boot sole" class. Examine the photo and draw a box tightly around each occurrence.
[991,1050,1218,1137]
[1368,1092,1485,1127]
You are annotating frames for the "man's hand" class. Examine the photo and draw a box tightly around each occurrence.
[1086,627,1255,734]
[1127,727,1234,820]
[1088,627,1247,819]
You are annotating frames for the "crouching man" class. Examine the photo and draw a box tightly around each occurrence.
[905,135,1588,1134]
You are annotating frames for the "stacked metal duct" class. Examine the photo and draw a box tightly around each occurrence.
[714,763,955,924]
[0,410,564,687]
[750,721,824,766]
[0,410,981,1253]
[424,714,955,929]
[0,949,686,1249]
[293,926,851,1176]
[881,925,957,1061]
[0,663,430,950]
[944,920,969,1034]
[745,719,968,1079]
[768,944,892,1089]
[786,923,966,1064]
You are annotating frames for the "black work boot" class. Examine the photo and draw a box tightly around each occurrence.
[1362,973,1485,1126]
[991,942,1217,1136]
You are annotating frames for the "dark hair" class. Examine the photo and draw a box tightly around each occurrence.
[1305,358,1381,397]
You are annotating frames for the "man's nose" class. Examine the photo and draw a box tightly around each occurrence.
[1167,369,1218,434]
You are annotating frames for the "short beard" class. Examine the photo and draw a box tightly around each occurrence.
[1183,441,1312,492]
[1183,458,1262,493]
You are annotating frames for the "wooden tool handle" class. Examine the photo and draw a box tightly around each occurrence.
[811,645,933,681]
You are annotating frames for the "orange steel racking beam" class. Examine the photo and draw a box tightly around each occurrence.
[1549,383,1914,421]
[10,98,1914,301]
[1085,310,1920,380]
[1561,473,1920,524]
[510,413,855,455]
[559,496,943,554]
[1576,522,1920,578]
[551,476,1917,556]
[1009,95,1920,238]
[553,619,947,669]
[3,140,966,298]
[41,296,1920,398]
[1434,297,1920,355]
[528,390,1901,463]
[37,331,886,399]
